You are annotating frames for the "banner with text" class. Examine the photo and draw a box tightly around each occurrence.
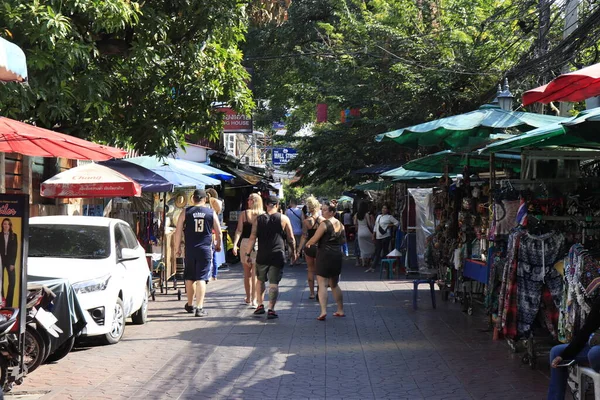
[217,107,253,134]
[272,148,297,166]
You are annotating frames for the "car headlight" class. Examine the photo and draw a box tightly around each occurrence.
[73,275,111,294]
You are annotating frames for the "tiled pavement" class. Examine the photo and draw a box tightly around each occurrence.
[7,259,553,400]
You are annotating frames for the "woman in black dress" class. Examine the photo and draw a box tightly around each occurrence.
[306,202,346,320]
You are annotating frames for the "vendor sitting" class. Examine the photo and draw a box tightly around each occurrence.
[548,295,600,399]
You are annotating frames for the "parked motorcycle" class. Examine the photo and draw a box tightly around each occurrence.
[0,308,20,391]
[23,286,64,374]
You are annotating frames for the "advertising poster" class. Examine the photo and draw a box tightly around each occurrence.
[0,194,29,337]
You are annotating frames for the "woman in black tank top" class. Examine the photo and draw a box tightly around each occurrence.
[306,202,346,320]
[233,194,265,307]
[297,196,324,300]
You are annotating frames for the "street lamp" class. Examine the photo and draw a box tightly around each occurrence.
[497,78,514,111]
[491,84,502,105]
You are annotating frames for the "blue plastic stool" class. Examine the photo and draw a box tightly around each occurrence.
[379,259,395,279]
[412,279,436,310]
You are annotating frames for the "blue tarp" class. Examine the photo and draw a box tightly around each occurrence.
[98,159,174,192]
[124,156,221,189]
[173,158,234,181]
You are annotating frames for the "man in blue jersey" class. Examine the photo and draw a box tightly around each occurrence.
[175,189,222,317]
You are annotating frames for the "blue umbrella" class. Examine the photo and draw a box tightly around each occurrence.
[98,159,174,192]
[124,156,220,189]
[172,158,234,181]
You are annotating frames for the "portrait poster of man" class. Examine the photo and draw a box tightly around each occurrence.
[0,195,28,318]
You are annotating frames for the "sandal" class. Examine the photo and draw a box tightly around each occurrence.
[317,314,326,321]
[309,294,315,299]
[333,312,346,317]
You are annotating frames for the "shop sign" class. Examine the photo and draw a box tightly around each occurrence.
[272,121,286,130]
[217,107,253,134]
[272,148,297,166]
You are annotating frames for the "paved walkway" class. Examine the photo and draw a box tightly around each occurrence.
[8,259,552,400]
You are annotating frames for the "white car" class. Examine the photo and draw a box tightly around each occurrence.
[28,216,150,344]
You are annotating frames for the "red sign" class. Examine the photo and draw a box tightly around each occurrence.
[218,107,253,133]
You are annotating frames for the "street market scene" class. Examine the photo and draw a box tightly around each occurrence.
[3,1,600,400]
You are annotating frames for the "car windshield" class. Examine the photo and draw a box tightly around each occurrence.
[29,224,111,259]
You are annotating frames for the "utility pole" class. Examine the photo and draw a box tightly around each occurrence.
[560,0,580,115]
[535,0,551,115]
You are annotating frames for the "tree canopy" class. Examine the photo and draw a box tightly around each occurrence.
[245,0,600,186]
[0,0,259,156]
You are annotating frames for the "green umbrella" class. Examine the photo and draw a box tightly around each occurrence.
[382,167,446,181]
[353,181,392,191]
[375,105,566,148]
[480,107,600,154]
[399,150,521,174]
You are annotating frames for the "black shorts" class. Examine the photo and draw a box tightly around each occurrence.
[184,248,212,282]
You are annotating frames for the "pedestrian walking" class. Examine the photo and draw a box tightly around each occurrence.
[174,189,222,317]
[355,202,375,271]
[285,198,303,265]
[296,196,323,300]
[232,193,264,308]
[306,202,346,320]
[246,195,296,319]
[371,204,399,273]
[206,188,223,281]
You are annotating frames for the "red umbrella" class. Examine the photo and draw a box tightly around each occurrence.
[0,117,126,160]
[523,63,600,106]
[41,163,141,198]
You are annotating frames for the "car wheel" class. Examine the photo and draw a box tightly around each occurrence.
[24,325,46,373]
[131,285,149,325]
[102,298,125,345]
[46,335,75,363]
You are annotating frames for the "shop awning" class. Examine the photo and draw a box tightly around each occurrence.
[374,105,566,148]
[0,37,27,83]
[352,164,403,175]
[399,150,521,174]
[354,181,392,191]
[98,159,174,192]
[480,107,600,154]
[382,167,446,181]
[124,156,221,189]
[523,63,600,106]
[41,163,142,198]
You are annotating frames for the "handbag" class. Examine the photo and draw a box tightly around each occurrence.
[376,216,387,235]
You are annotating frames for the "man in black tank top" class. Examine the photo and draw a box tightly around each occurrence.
[246,195,296,319]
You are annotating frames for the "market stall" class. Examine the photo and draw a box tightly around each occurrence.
[0,119,126,391]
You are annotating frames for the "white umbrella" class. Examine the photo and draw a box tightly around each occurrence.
[0,37,27,82]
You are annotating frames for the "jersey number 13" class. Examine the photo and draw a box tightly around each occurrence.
[195,219,205,233]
